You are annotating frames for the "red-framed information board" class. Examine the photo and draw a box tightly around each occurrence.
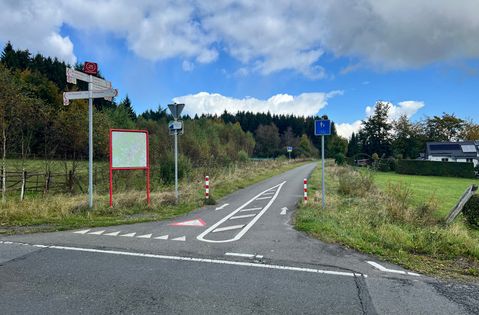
[109,129,150,207]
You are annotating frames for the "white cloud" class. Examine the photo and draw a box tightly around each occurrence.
[338,100,425,139]
[172,91,342,117]
[2,1,479,74]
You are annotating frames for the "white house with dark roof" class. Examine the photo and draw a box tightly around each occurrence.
[426,141,479,167]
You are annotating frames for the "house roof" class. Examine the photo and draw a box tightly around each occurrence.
[426,141,479,158]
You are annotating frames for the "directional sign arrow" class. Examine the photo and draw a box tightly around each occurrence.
[66,67,112,89]
[280,207,288,215]
[63,88,118,105]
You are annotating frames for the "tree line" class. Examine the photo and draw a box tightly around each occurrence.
[347,101,479,160]
[0,43,341,170]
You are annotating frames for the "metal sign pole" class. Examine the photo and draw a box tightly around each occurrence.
[174,126,179,203]
[321,135,325,209]
[88,75,94,208]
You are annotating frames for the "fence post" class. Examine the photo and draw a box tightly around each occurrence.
[68,170,74,193]
[20,169,27,201]
[304,178,308,203]
[44,171,51,196]
[205,176,209,199]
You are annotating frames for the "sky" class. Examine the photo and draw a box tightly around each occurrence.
[1,0,478,138]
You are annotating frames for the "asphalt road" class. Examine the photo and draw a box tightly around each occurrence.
[1,162,478,314]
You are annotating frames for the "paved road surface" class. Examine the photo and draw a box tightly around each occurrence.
[1,163,478,314]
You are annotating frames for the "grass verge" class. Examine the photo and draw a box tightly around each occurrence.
[0,159,309,234]
[295,163,479,282]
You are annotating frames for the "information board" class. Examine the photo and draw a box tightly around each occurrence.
[110,130,148,169]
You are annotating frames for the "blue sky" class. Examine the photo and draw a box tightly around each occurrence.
[1,1,478,138]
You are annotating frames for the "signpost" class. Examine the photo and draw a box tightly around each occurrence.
[109,129,150,207]
[64,65,118,208]
[314,119,331,209]
[167,103,185,203]
[287,146,293,159]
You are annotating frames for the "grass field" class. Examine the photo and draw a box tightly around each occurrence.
[374,172,478,218]
[0,159,309,233]
[295,164,479,281]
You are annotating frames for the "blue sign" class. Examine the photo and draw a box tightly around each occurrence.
[314,120,331,136]
[287,146,293,152]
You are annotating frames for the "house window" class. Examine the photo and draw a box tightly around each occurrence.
[466,158,473,163]
[441,158,449,162]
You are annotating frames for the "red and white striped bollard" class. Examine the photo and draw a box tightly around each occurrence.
[205,176,209,199]
[304,178,308,203]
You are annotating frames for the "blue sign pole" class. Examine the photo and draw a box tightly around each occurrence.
[314,120,331,209]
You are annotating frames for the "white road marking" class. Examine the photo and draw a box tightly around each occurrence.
[172,236,186,241]
[280,207,288,215]
[120,232,136,237]
[367,261,420,276]
[197,181,286,243]
[88,230,105,235]
[154,235,169,240]
[239,207,262,212]
[137,234,152,239]
[225,252,255,258]
[74,229,91,234]
[215,203,230,211]
[229,214,256,220]
[212,225,245,233]
[255,196,272,200]
[0,241,363,278]
[104,231,121,236]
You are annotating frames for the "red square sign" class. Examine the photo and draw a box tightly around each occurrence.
[83,62,98,75]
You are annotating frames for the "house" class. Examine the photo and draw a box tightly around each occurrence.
[426,141,479,167]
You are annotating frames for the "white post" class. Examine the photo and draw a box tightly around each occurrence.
[174,127,179,203]
[321,135,325,209]
[304,178,308,203]
[88,75,93,208]
[205,176,209,199]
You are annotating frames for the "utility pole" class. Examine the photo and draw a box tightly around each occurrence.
[168,103,185,204]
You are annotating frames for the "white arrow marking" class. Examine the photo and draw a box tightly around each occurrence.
[215,203,229,211]
[154,235,169,240]
[120,232,136,237]
[73,229,90,234]
[280,207,288,215]
[88,230,105,235]
[367,261,420,276]
[104,231,121,236]
[172,236,186,241]
[137,234,152,239]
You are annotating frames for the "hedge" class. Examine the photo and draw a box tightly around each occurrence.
[463,193,479,227]
[396,160,475,178]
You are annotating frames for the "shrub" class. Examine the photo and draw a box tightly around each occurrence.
[377,159,391,172]
[463,194,479,227]
[158,155,193,184]
[238,150,249,163]
[335,153,346,166]
[388,157,398,172]
[338,168,374,197]
[396,160,475,178]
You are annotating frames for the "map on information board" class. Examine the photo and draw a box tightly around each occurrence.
[111,130,148,169]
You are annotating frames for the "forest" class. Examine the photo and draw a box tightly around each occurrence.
[1,42,478,171]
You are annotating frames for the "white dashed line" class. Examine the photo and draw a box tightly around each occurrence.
[225,252,263,259]
[74,229,90,234]
[104,231,121,236]
[229,214,256,220]
[120,232,136,237]
[88,230,105,235]
[137,234,152,239]
[172,236,186,241]
[239,207,262,212]
[215,204,229,210]
[212,225,245,233]
[154,235,169,240]
[255,197,272,200]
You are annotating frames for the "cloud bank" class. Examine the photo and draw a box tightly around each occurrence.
[2,1,479,75]
[172,91,342,117]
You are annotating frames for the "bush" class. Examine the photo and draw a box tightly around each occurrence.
[396,160,475,178]
[377,159,391,172]
[158,155,192,184]
[335,153,346,166]
[463,194,479,227]
[238,150,249,163]
[337,168,374,197]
